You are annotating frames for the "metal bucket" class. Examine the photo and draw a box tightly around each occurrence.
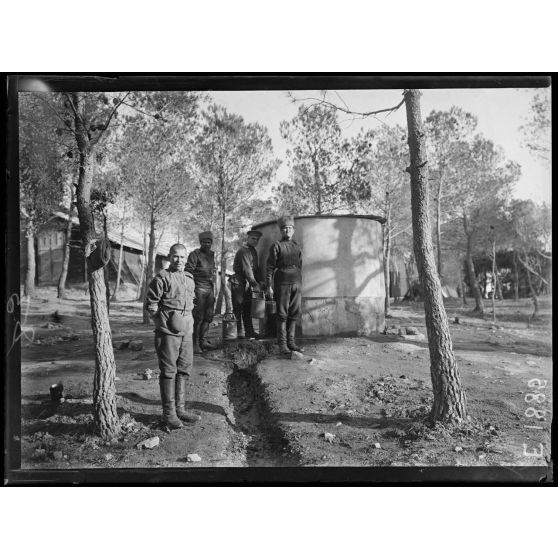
[222,312,237,341]
[251,291,266,319]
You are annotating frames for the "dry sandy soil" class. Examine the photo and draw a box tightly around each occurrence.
[14,287,553,478]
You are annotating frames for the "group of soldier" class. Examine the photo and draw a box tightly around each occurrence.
[144,216,303,428]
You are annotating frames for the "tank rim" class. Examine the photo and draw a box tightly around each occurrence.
[253,213,387,229]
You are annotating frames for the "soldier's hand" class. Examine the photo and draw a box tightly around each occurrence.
[266,286,274,299]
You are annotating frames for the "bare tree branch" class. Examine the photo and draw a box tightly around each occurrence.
[535,249,552,260]
[288,90,406,119]
[518,253,549,285]
[91,93,131,147]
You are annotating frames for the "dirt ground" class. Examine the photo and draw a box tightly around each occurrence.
[16,287,552,473]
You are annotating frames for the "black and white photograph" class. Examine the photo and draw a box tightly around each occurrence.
[4,75,553,483]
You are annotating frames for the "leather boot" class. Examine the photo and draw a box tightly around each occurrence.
[234,309,245,339]
[287,320,304,352]
[193,322,202,354]
[199,322,213,350]
[159,378,182,429]
[277,321,290,353]
[175,374,201,423]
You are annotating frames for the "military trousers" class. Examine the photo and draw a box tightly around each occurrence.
[193,286,215,324]
[154,323,193,380]
[275,282,302,323]
[231,280,255,333]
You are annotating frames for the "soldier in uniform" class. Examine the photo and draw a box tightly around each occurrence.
[231,229,265,339]
[265,216,304,353]
[186,231,217,353]
[145,243,201,428]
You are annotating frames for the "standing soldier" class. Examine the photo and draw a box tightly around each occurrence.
[145,243,201,428]
[186,231,217,353]
[231,229,265,339]
[266,216,304,353]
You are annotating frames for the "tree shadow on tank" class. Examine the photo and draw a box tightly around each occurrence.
[300,217,382,299]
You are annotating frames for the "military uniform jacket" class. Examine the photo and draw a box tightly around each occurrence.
[266,239,302,286]
[145,269,195,336]
[233,245,262,286]
[185,248,216,290]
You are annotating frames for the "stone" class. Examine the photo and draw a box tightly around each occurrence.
[129,340,143,351]
[399,333,427,342]
[372,442,382,449]
[454,446,463,453]
[33,448,47,459]
[308,358,317,365]
[335,422,343,427]
[323,432,335,443]
[114,340,130,350]
[52,450,64,460]
[187,453,202,462]
[290,350,304,360]
[104,453,114,461]
[136,436,160,450]
[406,326,419,335]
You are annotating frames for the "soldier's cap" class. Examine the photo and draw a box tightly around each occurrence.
[278,215,295,228]
[246,229,262,238]
[199,231,214,242]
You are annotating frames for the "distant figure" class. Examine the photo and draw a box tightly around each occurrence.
[186,231,217,353]
[231,229,265,339]
[266,216,303,353]
[145,243,200,429]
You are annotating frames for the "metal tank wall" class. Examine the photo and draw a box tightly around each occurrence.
[254,215,385,337]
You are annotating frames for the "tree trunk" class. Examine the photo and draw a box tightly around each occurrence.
[75,156,119,438]
[383,193,392,317]
[137,225,147,301]
[112,209,125,302]
[436,169,443,280]
[102,213,111,314]
[214,246,224,315]
[404,89,467,423]
[24,217,36,298]
[512,250,520,301]
[495,269,503,300]
[221,208,233,314]
[522,252,539,324]
[459,270,467,306]
[463,216,484,314]
[143,215,156,324]
[72,93,119,440]
[491,238,496,322]
[57,188,74,299]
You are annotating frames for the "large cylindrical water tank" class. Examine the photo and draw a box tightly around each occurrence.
[254,215,386,337]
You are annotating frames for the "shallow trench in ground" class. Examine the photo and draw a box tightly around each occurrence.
[223,347,300,467]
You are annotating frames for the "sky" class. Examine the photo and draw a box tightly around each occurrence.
[207,88,551,204]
